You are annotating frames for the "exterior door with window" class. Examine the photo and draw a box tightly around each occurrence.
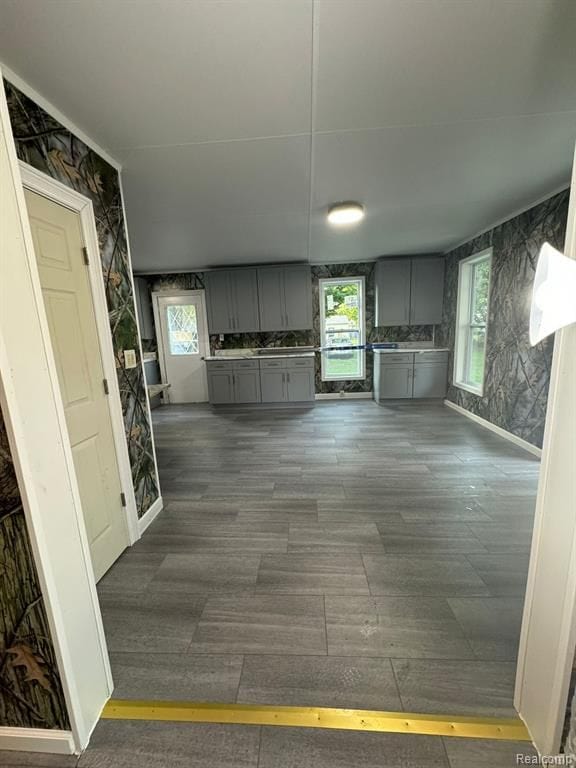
[156,292,209,403]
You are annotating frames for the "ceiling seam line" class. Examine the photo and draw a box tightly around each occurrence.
[306,0,318,265]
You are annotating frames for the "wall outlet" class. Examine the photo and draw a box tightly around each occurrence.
[124,349,137,369]
[339,390,346,398]
[219,334,225,342]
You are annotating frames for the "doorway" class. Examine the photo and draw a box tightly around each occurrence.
[24,188,130,581]
[153,291,210,403]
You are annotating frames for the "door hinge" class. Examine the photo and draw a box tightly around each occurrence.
[120,492,127,508]
[82,246,89,265]
[103,378,110,395]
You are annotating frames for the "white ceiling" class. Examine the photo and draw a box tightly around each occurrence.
[1,0,576,271]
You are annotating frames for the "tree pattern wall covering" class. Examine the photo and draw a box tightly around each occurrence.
[147,263,436,395]
[0,407,69,729]
[4,80,158,518]
[437,190,569,449]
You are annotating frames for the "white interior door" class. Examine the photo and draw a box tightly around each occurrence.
[156,292,209,403]
[25,188,129,582]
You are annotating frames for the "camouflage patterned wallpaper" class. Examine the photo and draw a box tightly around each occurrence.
[5,80,158,518]
[437,189,569,449]
[147,263,436,394]
[0,406,69,729]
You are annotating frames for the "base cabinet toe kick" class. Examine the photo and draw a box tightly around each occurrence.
[374,351,449,401]
[207,356,315,405]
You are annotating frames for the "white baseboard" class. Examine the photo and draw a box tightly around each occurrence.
[443,400,542,457]
[315,392,373,400]
[138,495,164,536]
[0,727,75,754]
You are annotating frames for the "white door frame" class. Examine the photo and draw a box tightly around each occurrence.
[152,289,210,404]
[515,143,576,754]
[19,162,140,546]
[0,76,110,754]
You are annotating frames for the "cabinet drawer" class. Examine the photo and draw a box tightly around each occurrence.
[206,360,235,371]
[259,358,287,369]
[377,352,415,366]
[286,356,314,369]
[415,351,448,364]
[234,359,259,370]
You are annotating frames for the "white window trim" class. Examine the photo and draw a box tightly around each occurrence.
[319,276,366,381]
[453,248,493,396]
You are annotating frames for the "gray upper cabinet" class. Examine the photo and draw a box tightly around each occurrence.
[205,269,260,334]
[375,257,444,327]
[374,260,411,326]
[282,266,313,330]
[232,269,260,332]
[410,258,445,325]
[134,276,155,339]
[257,268,285,331]
[205,271,233,333]
[258,265,312,332]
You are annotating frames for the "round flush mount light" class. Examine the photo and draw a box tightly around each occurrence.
[327,202,365,226]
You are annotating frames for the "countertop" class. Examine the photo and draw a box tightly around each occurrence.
[204,351,315,361]
[372,347,449,354]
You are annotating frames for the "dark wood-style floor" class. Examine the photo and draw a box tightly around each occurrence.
[5,401,539,767]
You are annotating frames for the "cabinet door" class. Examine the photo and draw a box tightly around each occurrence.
[375,260,411,326]
[234,370,261,403]
[258,268,285,331]
[286,368,315,402]
[207,372,235,404]
[412,363,447,398]
[135,277,154,339]
[410,258,445,325]
[231,268,260,332]
[205,271,234,333]
[260,370,286,402]
[283,265,312,330]
[377,364,413,399]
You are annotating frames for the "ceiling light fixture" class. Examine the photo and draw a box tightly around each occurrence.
[327,202,365,226]
[529,242,576,345]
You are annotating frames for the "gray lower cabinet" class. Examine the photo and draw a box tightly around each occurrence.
[208,357,315,405]
[375,364,413,399]
[412,362,448,398]
[286,368,315,401]
[207,360,261,404]
[374,352,448,401]
[207,371,235,404]
[260,370,286,402]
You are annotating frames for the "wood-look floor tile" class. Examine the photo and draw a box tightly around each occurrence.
[256,554,370,595]
[325,596,475,659]
[363,555,491,596]
[392,659,517,716]
[189,595,326,655]
[149,554,260,594]
[237,655,401,709]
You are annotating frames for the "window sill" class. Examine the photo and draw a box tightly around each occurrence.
[454,381,484,397]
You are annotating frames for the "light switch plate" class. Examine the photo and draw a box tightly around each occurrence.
[124,349,137,369]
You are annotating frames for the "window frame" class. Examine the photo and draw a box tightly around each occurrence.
[454,248,493,396]
[319,276,366,382]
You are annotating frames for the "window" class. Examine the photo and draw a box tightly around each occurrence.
[454,249,492,395]
[166,304,199,355]
[319,277,365,381]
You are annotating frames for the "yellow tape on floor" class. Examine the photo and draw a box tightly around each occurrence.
[102,699,531,741]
